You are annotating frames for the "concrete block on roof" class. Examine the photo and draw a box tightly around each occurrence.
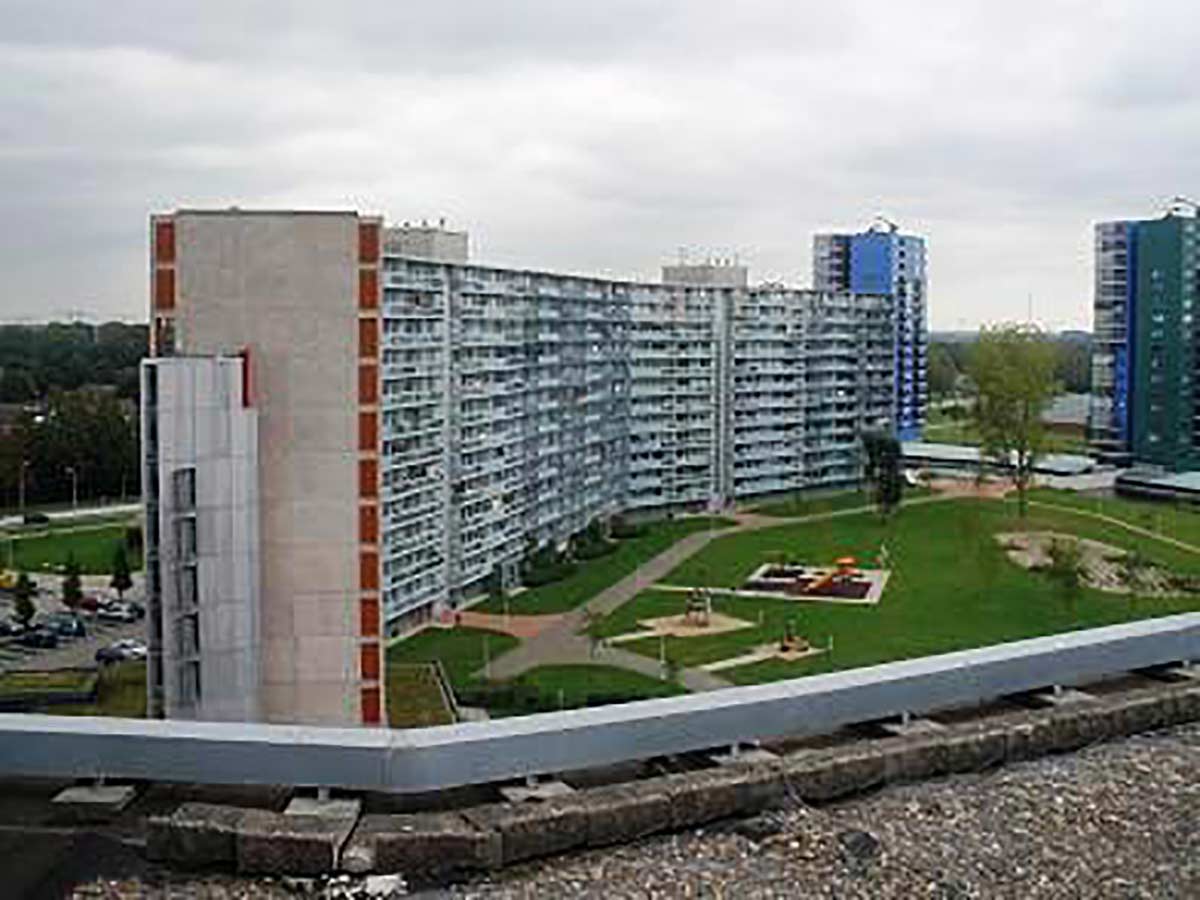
[236,807,358,875]
[462,797,589,865]
[579,780,673,848]
[341,812,501,875]
[146,802,247,867]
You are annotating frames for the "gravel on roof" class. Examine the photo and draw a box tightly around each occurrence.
[67,723,1198,899]
[451,723,1199,900]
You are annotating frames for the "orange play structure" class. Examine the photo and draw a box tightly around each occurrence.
[806,556,860,594]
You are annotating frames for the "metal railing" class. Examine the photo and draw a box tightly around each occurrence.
[0,614,1196,794]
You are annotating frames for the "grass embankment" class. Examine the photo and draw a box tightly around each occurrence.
[0,668,97,697]
[386,661,457,728]
[2,523,141,574]
[592,499,1200,685]
[46,661,146,717]
[475,517,734,616]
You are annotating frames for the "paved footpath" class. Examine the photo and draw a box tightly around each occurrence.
[479,496,950,689]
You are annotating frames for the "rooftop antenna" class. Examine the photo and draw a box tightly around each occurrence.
[1167,196,1199,217]
[870,214,898,234]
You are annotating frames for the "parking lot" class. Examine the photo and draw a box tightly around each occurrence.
[0,583,146,674]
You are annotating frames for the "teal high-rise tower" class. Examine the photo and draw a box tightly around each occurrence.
[1089,200,1200,470]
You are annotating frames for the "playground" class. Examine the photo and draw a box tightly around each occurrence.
[384,484,1200,722]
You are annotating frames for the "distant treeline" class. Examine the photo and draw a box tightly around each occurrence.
[0,322,147,402]
[0,322,145,509]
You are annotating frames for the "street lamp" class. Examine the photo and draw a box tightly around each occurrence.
[17,460,30,512]
[65,466,78,511]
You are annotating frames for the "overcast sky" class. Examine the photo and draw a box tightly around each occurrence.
[2,1,1198,329]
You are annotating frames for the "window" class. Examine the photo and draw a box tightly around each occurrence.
[173,468,196,510]
[174,518,196,561]
[178,565,197,608]
[180,661,202,704]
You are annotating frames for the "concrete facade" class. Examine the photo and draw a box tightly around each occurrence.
[378,252,894,629]
[148,211,383,727]
[141,356,260,721]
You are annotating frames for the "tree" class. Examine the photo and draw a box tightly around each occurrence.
[862,429,904,519]
[1046,537,1084,623]
[968,324,1059,517]
[61,553,82,611]
[111,543,133,599]
[13,573,35,627]
[928,343,960,401]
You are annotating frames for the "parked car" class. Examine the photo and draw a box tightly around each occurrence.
[114,638,147,660]
[19,627,58,649]
[0,619,25,637]
[41,612,86,639]
[97,603,138,623]
[95,638,146,665]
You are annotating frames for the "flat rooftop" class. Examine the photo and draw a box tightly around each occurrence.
[903,441,1095,476]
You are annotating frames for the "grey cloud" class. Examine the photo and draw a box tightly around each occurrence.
[1,0,1199,330]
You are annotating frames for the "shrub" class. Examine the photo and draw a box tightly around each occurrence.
[610,515,645,540]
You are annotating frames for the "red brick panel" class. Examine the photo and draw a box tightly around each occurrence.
[359,268,379,310]
[358,364,378,405]
[154,220,175,264]
[154,268,175,310]
[358,318,378,359]
[359,550,379,591]
[360,642,381,681]
[358,458,379,499]
[359,222,380,264]
[358,411,378,452]
[359,504,379,544]
[361,686,381,725]
[360,597,380,637]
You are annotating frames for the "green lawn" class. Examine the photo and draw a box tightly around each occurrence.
[46,661,146,717]
[474,517,734,615]
[386,661,457,728]
[387,626,519,692]
[750,486,931,519]
[1027,488,1200,548]
[457,663,688,717]
[511,664,687,707]
[592,499,1200,685]
[3,524,141,575]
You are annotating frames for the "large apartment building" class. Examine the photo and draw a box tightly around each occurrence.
[1089,200,1200,469]
[813,220,928,440]
[142,210,903,727]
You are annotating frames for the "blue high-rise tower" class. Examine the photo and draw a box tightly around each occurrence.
[814,220,927,441]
